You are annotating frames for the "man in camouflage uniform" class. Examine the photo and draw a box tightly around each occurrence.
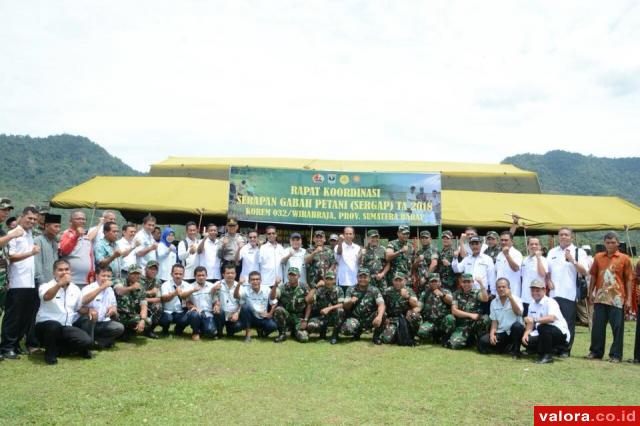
[337,268,385,344]
[381,272,421,345]
[271,267,311,343]
[417,273,455,343]
[483,231,500,263]
[437,230,457,292]
[0,197,16,325]
[114,265,152,339]
[447,273,490,349]
[306,270,344,343]
[359,229,389,291]
[412,230,439,295]
[141,260,162,338]
[386,225,415,288]
[305,230,337,287]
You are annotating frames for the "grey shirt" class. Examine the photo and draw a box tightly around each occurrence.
[217,233,246,262]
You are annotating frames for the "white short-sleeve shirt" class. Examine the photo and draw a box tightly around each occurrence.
[259,242,286,287]
[198,238,222,280]
[36,280,83,326]
[520,255,548,305]
[495,247,523,298]
[527,295,570,342]
[82,282,117,322]
[238,244,260,280]
[7,229,35,289]
[160,280,189,313]
[547,245,589,301]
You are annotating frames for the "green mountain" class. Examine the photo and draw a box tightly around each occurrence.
[0,134,141,213]
[502,150,640,206]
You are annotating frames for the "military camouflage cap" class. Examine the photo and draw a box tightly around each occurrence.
[398,225,410,234]
[357,268,370,277]
[529,279,545,289]
[314,230,325,237]
[486,231,499,239]
[324,270,336,279]
[329,234,339,241]
[129,264,143,274]
[0,198,14,210]
[367,229,380,237]
[287,266,300,276]
[419,230,431,238]
[461,273,474,281]
[441,230,453,238]
[145,260,159,269]
[428,273,440,282]
[393,271,406,280]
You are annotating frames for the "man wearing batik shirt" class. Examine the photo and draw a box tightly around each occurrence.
[586,232,634,363]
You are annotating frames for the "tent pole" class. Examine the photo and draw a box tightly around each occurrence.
[438,223,442,250]
[197,209,204,236]
[89,203,97,228]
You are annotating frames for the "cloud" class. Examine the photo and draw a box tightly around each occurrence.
[0,0,639,172]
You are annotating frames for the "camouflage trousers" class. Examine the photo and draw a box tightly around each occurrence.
[380,312,422,344]
[417,314,456,342]
[147,303,162,327]
[340,312,380,337]
[120,313,153,330]
[447,315,491,350]
[273,306,309,342]
[307,308,344,335]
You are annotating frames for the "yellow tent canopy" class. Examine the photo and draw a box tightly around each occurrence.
[51,176,640,232]
[149,157,542,194]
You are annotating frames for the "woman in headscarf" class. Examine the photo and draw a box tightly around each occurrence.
[157,227,178,281]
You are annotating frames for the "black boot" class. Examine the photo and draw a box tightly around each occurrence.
[319,325,328,340]
[372,329,382,345]
[330,327,340,345]
[274,330,287,343]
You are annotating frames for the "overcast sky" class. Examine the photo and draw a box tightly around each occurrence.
[1,1,638,172]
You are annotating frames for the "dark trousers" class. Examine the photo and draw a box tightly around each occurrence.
[522,303,529,318]
[75,317,125,348]
[0,288,38,352]
[526,324,567,357]
[213,310,244,337]
[186,311,217,336]
[478,322,524,354]
[239,305,277,336]
[589,303,624,359]
[554,297,576,351]
[634,304,640,361]
[35,320,92,357]
[159,310,189,334]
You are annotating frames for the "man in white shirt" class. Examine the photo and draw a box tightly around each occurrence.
[282,232,307,284]
[197,224,222,283]
[1,206,41,359]
[158,264,190,336]
[522,279,570,364]
[77,266,124,348]
[478,277,524,358]
[135,214,158,269]
[495,231,523,299]
[212,264,244,337]
[259,225,286,287]
[520,237,548,316]
[335,227,360,291]
[235,230,260,284]
[35,259,93,365]
[180,266,217,340]
[235,271,277,342]
[452,236,496,295]
[178,221,200,283]
[89,210,116,247]
[116,223,139,278]
[546,227,589,354]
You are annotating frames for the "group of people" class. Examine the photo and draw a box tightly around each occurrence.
[0,197,638,367]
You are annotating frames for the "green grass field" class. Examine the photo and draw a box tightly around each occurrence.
[1,323,638,425]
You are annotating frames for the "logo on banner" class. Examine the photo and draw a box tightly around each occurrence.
[339,175,349,185]
[327,174,337,184]
[312,173,325,184]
